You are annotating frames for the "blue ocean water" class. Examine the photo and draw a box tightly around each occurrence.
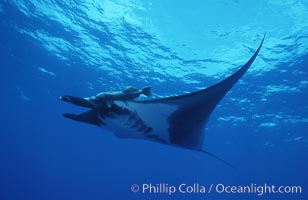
[0,0,307,199]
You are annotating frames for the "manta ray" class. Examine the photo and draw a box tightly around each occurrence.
[61,35,265,166]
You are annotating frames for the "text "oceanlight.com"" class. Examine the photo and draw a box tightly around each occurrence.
[130,183,302,196]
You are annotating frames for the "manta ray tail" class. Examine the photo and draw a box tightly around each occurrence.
[197,149,235,169]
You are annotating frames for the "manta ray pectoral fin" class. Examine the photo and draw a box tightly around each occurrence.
[123,35,265,150]
[60,95,94,109]
[168,35,265,149]
[63,110,103,126]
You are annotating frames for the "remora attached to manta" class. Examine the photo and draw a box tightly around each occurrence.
[60,35,265,166]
